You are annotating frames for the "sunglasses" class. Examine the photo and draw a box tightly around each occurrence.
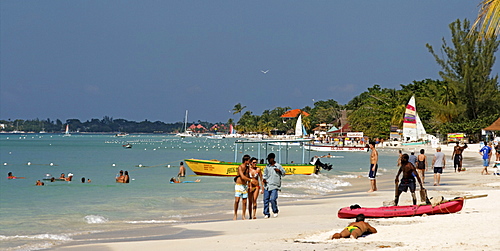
[251,162,257,164]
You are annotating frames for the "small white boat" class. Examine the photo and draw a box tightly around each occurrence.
[63,124,71,137]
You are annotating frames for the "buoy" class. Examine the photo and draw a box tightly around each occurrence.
[138,164,143,167]
[167,165,171,168]
[50,163,54,166]
[112,163,116,167]
[3,163,7,166]
[27,162,31,165]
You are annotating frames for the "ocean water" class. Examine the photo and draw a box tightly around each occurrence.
[0,134,399,250]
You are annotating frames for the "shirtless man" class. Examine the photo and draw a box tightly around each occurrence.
[367,142,378,192]
[177,162,186,177]
[331,214,377,239]
[394,154,424,205]
[451,142,468,172]
[116,170,125,183]
[233,155,255,220]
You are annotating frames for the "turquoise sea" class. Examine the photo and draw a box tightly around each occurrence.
[0,134,399,250]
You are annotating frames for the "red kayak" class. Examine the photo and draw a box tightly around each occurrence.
[338,198,464,218]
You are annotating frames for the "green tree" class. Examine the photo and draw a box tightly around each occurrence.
[232,103,247,120]
[426,19,500,121]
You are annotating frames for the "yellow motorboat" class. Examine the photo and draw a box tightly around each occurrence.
[184,139,318,176]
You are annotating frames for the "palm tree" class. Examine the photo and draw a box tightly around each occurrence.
[232,103,246,117]
[471,0,500,38]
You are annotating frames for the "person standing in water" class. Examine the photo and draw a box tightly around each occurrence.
[178,162,186,177]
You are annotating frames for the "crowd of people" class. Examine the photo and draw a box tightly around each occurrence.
[366,140,499,207]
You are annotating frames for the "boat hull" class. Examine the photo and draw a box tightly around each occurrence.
[337,198,464,218]
[184,159,316,176]
[306,145,368,152]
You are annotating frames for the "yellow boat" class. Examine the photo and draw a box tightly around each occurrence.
[184,158,315,176]
[184,139,317,176]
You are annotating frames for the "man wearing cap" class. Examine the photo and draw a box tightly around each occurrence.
[262,153,285,218]
[432,147,446,186]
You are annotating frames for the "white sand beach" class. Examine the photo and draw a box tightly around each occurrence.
[54,144,500,251]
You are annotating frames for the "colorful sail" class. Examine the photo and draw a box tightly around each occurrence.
[402,96,426,142]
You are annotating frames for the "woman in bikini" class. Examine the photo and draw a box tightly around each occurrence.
[416,149,427,183]
[247,157,263,219]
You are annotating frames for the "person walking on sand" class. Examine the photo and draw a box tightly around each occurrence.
[248,157,263,219]
[233,155,253,220]
[331,214,377,239]
[263,153,285,218]
[452,142,468,172]
[394,154,424,205]
[178,162,186,177]
[432,147,445,186]
[416,149,427,183]
[367,142,378,192]
[479,142,493,175]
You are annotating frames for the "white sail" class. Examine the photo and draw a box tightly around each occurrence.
[415,112,427,140]
[402,96,426,142]
[295,115,303,137]
[63,124,71,137]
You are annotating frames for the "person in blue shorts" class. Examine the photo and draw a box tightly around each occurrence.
[479,142,493,175]
[367,142,378,192]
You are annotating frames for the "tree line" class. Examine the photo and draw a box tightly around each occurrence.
[233,19,500,141]
[0,116,218,134]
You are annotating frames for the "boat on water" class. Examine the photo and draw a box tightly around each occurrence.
[115,133,129,137]
[306,145,368,152]
[122,143,132,148]
[184,139,319,176]
[337,198,464,218]
[401,96,429,146]
[269,115,309,146]
[63,124,71,137]
[176,110,197,137]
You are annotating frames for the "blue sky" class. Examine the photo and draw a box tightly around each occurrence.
[1,1,496,123]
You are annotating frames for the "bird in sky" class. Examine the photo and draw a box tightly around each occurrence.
[261,70,269,74]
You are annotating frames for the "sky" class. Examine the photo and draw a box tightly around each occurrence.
[1,1,497,123]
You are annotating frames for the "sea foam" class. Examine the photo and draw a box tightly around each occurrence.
[84,215,108,224]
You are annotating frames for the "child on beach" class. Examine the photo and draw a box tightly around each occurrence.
[331,214,377,239]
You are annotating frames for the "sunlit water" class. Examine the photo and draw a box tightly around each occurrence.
[0,134,399,250]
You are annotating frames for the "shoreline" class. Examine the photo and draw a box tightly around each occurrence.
[52,143,500,250]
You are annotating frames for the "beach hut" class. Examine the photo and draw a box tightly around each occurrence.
[484,117,500,131]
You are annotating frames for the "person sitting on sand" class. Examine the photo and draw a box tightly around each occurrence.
[331,214,377,239]
[394,154,424,206]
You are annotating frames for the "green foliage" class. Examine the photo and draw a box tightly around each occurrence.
[426,19,500,121]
